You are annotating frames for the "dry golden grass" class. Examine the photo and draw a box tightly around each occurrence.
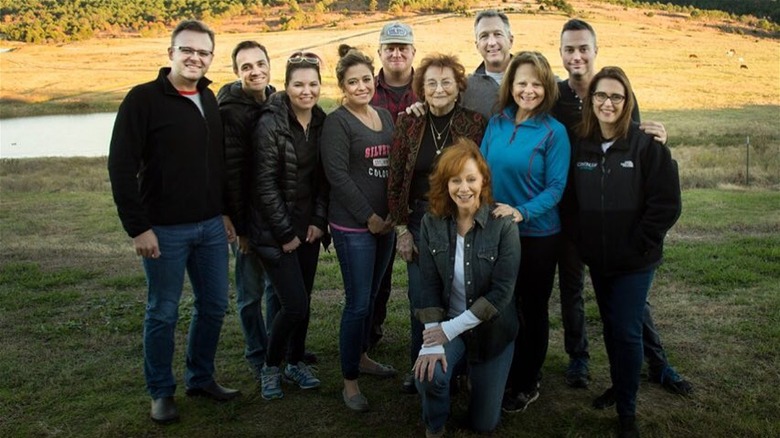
[1,0,777,112]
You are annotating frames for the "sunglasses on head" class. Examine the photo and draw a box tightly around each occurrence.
[288,52,320,65]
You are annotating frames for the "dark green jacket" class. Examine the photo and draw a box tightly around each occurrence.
[415,204,521,364]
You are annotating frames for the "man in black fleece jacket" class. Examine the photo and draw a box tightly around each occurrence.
[108,20,239,425]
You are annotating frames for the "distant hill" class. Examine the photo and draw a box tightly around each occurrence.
[0,0,776,43]
[598,0,779,24]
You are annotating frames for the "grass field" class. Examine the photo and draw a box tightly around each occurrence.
[1,156,779,437]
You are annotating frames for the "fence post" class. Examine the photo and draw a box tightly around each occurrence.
[745,135,750,186]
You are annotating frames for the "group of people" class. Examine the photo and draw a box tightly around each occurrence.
[108,10,691,438]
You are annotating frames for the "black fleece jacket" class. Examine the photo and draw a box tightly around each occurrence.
[572,123,681,276]
[108,67,224,237]
[217,80,276,236]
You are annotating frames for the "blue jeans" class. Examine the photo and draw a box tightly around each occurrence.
[142,215,229,399]
[559,236,671,372]
[416,339,514,434]
[591,268,655,417]
[331,228,394,380]
[232,244,269,371]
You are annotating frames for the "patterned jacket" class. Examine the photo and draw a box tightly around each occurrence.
[388,105,486,225]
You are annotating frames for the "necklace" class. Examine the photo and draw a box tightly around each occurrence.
[428,110,455,155]
[346,105,376,130]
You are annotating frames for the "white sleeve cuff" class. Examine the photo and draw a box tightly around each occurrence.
[440,310,481,341]
[418,322,445,355]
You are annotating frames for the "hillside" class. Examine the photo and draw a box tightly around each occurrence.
[0,0,777,43]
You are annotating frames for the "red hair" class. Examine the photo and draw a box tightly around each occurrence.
[427,138,493,218]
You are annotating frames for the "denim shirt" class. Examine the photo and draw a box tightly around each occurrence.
[415,203,521,363]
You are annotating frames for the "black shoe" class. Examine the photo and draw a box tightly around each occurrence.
[650,366,693,396]
[592,387,616,409]
[402,373,417,394]
[302,350,318,365]
[564,357,590,388]
[618,415,640,438]
[185,381,241,401]
[150,396,179,424]
[501,389,539,413]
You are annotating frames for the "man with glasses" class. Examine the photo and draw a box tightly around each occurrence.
[553,18,693,407]
[108,19,240,425]
[369,22,418,393]
[216,40,278,386]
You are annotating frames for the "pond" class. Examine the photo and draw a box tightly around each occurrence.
[0,113,116,159]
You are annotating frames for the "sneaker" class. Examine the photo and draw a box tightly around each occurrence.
[564,357,590,388]
[260,365,284,400]
[283,361,321,389]
[650,366,693,396]
[592,387,616,410]
[618,415,640,438]
[501,389,539,413]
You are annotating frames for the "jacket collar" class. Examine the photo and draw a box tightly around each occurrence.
[158,67,211,95]
[498,105,546,127]
[375,67,415,89]
[447,203,491,229]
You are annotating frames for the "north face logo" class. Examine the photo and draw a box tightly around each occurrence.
[620,160,634,168]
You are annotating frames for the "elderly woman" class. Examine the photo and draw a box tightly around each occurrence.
[479,51,570,413]
[413,139,520,437]
[387,53,486,392]
[573,66,681,438]
[252,51,328,401]
[321,45,396,412]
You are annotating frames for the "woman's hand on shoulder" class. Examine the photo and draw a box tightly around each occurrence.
[639,120,668,145]
[492,203,523,223]
[405,101,427,118]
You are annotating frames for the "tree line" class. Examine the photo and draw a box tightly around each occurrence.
[0,0,775,44]
[0,0,473,43]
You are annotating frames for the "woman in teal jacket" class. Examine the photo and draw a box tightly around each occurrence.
[480,51,570,413]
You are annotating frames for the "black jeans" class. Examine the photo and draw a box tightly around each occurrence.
[558,235,589,360]
[508,233,560,394]
[260,240,320,367]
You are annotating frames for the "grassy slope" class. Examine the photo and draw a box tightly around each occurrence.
[1,160,778,437]
[1,0,778,116]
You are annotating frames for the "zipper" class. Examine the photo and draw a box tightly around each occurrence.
[600,152,608,269]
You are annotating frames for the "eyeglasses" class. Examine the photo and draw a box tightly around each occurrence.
[592,92,625,104]
[172,46,213,58]
[288,52,320,65]
[424,80,456,91]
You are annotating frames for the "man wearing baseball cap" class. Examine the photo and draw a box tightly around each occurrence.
[369,21,419,394]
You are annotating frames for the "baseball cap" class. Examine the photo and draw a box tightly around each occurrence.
[379,22,414,45]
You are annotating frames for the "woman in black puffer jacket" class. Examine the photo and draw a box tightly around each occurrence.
[249,51,329,401]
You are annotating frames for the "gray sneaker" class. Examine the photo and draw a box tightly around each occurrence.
[283,361,321,389]
[261,365,283,400]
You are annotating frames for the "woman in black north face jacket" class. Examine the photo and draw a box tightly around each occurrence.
[572,66,681,438]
